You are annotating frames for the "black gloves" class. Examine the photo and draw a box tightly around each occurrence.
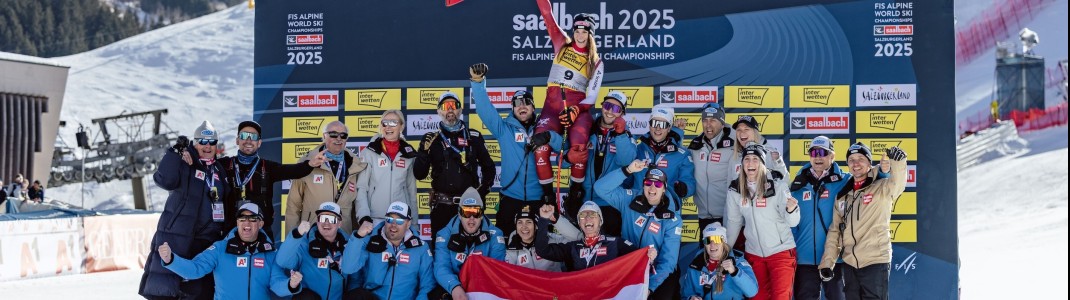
[819,268,835,282]
[526,131,551,152]
[172,135,189,153]
[886,146,907,161]
[470,63,488,82]
[673,181,688,198]
[419,133,436,154]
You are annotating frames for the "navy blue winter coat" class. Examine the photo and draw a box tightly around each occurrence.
[140,147,232,298]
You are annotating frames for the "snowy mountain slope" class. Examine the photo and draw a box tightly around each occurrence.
[958,125,1068,299]
[45,5,255,210]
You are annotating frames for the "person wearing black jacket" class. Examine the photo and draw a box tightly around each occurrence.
[217,121,325,239]
[534,200,655,271]
[140,120,234,300]
[413,92,496,235]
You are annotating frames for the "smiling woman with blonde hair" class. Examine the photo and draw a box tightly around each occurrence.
[354,109,419,224]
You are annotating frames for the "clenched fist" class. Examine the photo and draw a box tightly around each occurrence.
[158,242,173,264]
[626,160,647,174]
[289,270,303,288]
[786,197,799,212]
[297,221,312,236]
[470,63,488,82]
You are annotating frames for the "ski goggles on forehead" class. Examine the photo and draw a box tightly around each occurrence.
[649,119,671,129]
[238,132,260,141]
[384,216,407,225]
[326,131,349,139]
[438,100,460,111]
[196,139,218,146]
[459,206,483,218]
[380,119,400,127]
[702,235,725,245]
[809,148,830,158]
[643,179,665,188]
[318,214,339,224]
[602,101,624,114]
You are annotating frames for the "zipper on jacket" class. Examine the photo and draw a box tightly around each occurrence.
[386,259,397,300]
[247,254,252,300]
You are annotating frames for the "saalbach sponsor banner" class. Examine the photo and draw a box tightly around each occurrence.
[0,218,84,281]
[460,250,650,300]
[83,214,160,273]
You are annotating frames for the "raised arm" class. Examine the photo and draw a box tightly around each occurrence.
[536,0,569,52]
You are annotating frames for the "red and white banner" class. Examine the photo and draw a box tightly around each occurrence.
[460,249,650,300]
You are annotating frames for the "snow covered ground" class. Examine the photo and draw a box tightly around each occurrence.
[6,1,1066,299]
[45,4,256,211]
[958,125,1069,299]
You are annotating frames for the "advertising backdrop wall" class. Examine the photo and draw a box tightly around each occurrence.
[255,1,957,298]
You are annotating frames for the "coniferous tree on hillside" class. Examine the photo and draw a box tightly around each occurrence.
[0,0,238,57]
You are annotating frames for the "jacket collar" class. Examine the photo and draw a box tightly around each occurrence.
[628,195,676,219]
[367,136,418,158]
[688,127,733,150]
[506,231,533,250]
[729,176,779,198]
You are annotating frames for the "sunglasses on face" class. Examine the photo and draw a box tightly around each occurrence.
[238,132,260,141]
[602,101,624,114]
[578,211,599,219]
[511,92,533,107]
[643,179,665,188]
[381,120,400,127]
[439,101,460,111]
[325,131,349,139]
[809,148,829,158]
[196,139,218,146]
[702,235,725,245]
[384,216,407,225]
[649,120,671,129]
[318,214,339,224]
[237,215,262,222]
[459,206,483,218]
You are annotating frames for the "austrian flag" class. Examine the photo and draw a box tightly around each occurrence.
[459,249,650,299]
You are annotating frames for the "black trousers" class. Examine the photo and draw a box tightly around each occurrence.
[496,195,541,238]
[142,275,214,300]
[649,270,680,300]
[795,263,847,300]
[843,263,890,300]
[598,205,623,237]
[430,202,459,239]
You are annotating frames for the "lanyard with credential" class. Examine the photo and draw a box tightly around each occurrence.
[233,158,261,200]
[331,158,347,202]
[440,128,469,165]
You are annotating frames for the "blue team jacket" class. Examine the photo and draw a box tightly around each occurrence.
[433,215,507,292]
[595,168,683,290]
[341,223,435,300]
[163,228,293,299]
[277,228,351,300]
[680,249,759,300]
[633,128,696,202]
[789,162,852,266]
[471,80,561,201]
